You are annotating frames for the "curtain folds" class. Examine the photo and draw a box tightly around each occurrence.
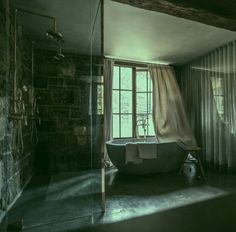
[104,59,114,162]
[149,65,196,147]
[179,41,236,173]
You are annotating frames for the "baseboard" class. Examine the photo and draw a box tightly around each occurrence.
[0,175,33,224]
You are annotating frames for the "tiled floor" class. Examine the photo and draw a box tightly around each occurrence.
[1,168,236,231]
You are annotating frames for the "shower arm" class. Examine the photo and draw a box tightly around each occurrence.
[15,8,57,31]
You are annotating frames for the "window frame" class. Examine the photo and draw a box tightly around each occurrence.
[112,63,154,139]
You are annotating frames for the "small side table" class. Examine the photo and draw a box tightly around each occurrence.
[178,143,206,180]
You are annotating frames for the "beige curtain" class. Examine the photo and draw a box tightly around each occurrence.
[149,65,196,147]
[104,59,114,163]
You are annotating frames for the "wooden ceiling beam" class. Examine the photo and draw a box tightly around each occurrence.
[111,0,236,32]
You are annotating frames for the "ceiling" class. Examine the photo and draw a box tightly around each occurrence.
[10,0,236,65]
[104,0,236,65]
[11,0,101,55]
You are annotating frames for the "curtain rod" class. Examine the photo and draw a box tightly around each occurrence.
[104,56,171,67]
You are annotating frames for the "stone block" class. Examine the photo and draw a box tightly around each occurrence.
[35,89,53,105]
[2,135,12,154]
[52,88,75,105]
[34,63,46,76]
[37,120,56,132]
[0,116,7,141]
[38,106,49,118]
[34,77,48,89]
[50,133,65,147]
[0,78,6,98]
[46,64,58,76]
[65,135,78,147]
[51,107,69,118]
[64,78,77,86]
[48,77,64,86]
[58,64,76,78]
[23,134,33,155]
[70,108,82,119]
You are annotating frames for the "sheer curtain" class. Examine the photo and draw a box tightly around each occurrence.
[104,59,114,163]
[178,40,236,173]
[149,65,196,147]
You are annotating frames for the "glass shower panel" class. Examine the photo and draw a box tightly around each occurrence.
[0,0,104,231]
[90,0,104,216]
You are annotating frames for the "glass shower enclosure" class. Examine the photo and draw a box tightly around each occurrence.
[2,0,105,231]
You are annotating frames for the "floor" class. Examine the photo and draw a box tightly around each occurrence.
[1,168,236,231]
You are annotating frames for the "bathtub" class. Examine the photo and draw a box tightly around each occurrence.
[106,138,186,175]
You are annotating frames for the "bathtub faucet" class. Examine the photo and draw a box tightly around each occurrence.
[137,116,149,141]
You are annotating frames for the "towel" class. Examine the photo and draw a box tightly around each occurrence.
[137,142,157,159]
[125,143,143,164]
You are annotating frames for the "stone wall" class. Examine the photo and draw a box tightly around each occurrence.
[34,49,103,174]
[0,0,35,222]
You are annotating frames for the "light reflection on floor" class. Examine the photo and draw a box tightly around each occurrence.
[2,168,236,232]
[103,186,227,224]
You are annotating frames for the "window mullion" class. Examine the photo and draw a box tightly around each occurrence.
[146,71,149,136]
[132,67,136,138]
[119,66,121,137]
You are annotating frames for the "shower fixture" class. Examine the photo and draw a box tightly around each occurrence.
[12,8,64,115]
[15,8,63,41]
[54,43,65,60]
[46,29,63,41]
[10,9,56,155]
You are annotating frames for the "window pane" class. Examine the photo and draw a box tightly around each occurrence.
[148,115,155,136]
[212,78,223,95]
[136,93,147,114]
[113,66,120,89]
[121,91,132,113]
[147,72,152,92]
[136,71,147,92]
[121,114,132,137]
[97,84,103,115]
[121,67,132,90]
[112,90,119,113]
[147,92,152,114]
[214,96,224,117]
[211,77,224,120]
[113,114,120,138]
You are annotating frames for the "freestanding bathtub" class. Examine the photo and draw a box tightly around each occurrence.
[106,138,186,175]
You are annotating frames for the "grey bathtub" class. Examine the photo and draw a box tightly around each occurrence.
[106,138,186,175]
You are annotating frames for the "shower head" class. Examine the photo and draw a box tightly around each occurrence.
[54,52,65,60]
[54,44,65,61]
[46,29,63,41]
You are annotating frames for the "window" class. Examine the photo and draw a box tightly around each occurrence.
[112,65,155,138]
[112,66,133,138]
[211,77,224,120]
